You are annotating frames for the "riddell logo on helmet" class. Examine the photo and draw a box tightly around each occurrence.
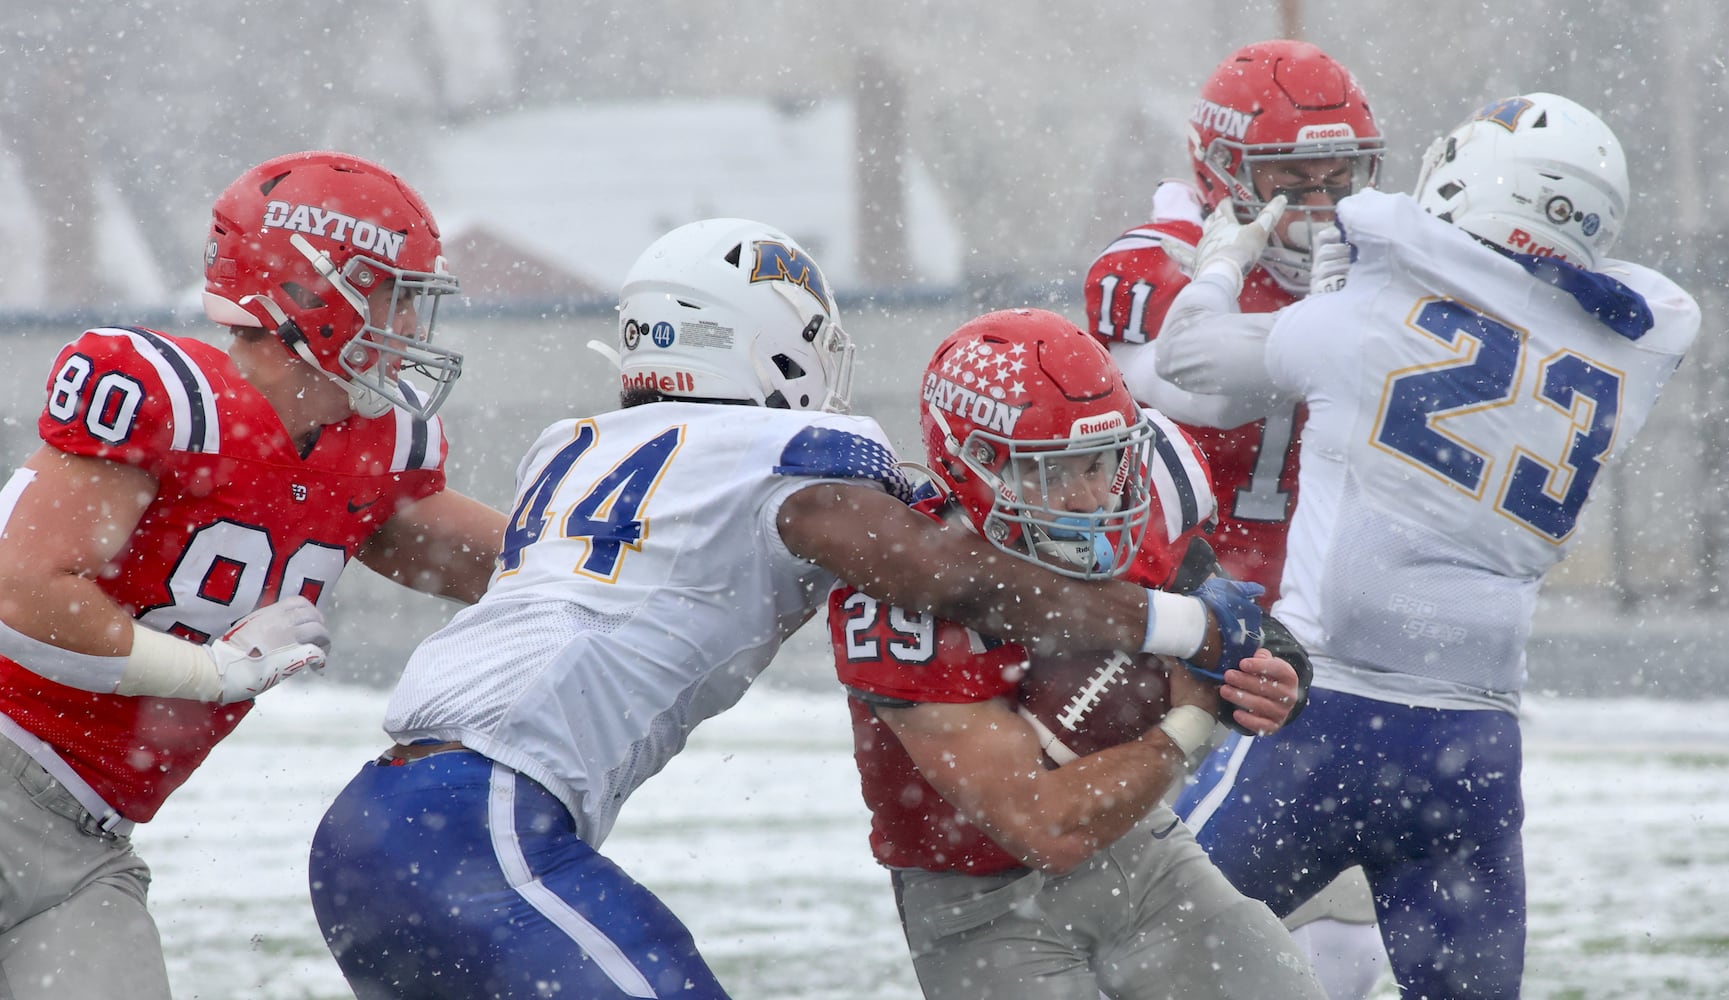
[1071,413,1127,437]
[923,375,1022,435]
[260,200,407,263]
[622,370,697,393]
[1504,228,1571,260]
[1296,123,1358,143]
[1191,99,1253,141]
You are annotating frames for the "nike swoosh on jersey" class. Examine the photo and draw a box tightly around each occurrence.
[347,497,381,514]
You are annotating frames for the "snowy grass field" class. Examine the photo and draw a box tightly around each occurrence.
[137,676,1729,999]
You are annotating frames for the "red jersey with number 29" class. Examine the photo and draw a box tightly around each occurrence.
[832,419,1216,874]
[1085,181,1300,603]
[0,327,447,822]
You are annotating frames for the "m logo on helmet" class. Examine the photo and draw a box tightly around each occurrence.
[260,200,406,263]
[749,240,833,313]
[1474,97,1535,133]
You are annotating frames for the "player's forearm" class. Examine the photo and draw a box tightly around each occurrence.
[0,576,138,692]
[986,736,1190,874]
[1152,274,1283,403]
[360,490,506,605]
[1109,343,1274,430]
[785,485,1227,665]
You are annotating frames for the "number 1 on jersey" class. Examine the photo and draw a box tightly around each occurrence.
[499,421,685,579]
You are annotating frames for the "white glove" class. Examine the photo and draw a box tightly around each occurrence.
[208,596,330,704]
[1192,196,1287,295]
[1308,223,1352,297]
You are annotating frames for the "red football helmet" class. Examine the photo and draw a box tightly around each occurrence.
[920,309,1156,580]
[1189,40,1382,292]
[203,150,462,420]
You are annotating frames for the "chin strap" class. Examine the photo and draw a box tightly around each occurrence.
[239,291,387,418]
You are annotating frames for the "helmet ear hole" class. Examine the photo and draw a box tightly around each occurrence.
[281,282,326,310]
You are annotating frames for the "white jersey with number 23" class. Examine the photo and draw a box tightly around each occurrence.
[1267,189,1698,709]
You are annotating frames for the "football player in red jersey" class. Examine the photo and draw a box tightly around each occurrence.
[830,309,1323,999]
[0,151,506,1000]
[1083,39,1381,607]
[1085,45,1390,995]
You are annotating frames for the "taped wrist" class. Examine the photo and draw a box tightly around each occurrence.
[119,624,222,702]
[1140,588,1206,658]
[1158,704,1216,758]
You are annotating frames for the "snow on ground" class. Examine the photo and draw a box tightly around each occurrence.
[135,678,1729,999]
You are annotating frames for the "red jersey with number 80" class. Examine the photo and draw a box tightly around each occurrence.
[0,326,446,822]
[1084,183,1301,603]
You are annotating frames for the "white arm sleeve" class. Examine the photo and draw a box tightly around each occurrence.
[1108,342,1274,430]
[1153,269,1286,406]
[0,615,130,693]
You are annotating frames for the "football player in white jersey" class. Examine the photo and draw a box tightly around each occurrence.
[306,219,1269,1000]
[1157,93,1700,997]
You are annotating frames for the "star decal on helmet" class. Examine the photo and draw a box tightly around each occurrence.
[940,339,1030,406]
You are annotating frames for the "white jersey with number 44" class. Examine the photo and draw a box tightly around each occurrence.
[385,402,906,846]
[1267,189,1698,706]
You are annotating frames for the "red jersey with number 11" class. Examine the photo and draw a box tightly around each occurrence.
[1085,181,1300,603]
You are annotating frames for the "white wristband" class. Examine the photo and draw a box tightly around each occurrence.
[119,624,223,702]
[1141,588,1207,658]
[1158,705,1216,758]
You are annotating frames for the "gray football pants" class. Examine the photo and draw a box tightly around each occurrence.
[0,736,170,1000]
[892,805,1326,1000]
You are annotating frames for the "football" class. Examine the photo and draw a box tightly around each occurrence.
[1015,649,1173,765]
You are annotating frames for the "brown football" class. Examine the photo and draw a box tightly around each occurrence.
[1016,649,1174,764]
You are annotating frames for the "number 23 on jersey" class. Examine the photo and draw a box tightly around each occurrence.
[1373,297,1622,543]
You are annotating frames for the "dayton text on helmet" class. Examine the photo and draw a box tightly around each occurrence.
[261,201,406,263]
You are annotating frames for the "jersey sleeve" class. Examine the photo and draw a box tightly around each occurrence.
[773,417,914,503]
[37,328,217,475]
[1084,222,1200,347]
[1128,410,1219,587]
[829,583,1024,706]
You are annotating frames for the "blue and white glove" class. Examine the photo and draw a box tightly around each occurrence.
[1184,578,1264,683]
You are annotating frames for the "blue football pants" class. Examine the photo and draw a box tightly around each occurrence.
[308,749,729,1000]
[1176,688,1526,999]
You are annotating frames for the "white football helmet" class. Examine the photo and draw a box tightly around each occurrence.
[1414,92,1628,270]
[616,218,854,412]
